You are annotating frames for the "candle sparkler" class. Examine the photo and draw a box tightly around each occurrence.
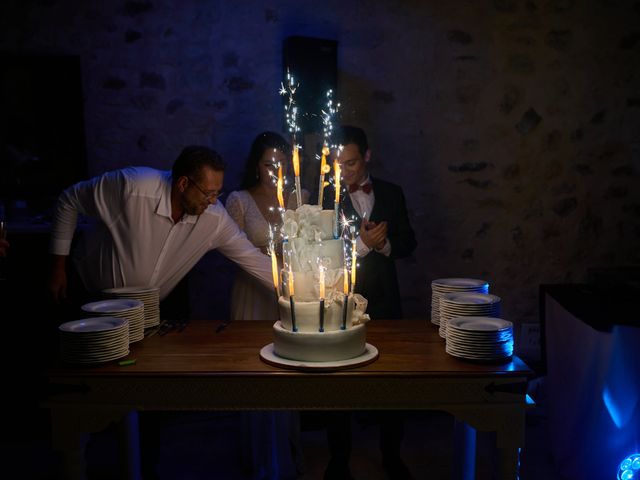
[333,159,341,239]
[280,70,302,209]
[270,246,279,301]
[292,145,302,207]
[319,264,325,332]
[288,261,297,332]
[317,145,330,206]
[318,89,339,206]
[350,226,357,294]
[342,264,349,330]
[276,163,285,210]
[280,70,299,137]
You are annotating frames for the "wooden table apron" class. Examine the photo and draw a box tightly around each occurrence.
[45,320,533,479]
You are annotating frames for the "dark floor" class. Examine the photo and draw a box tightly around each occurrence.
[2,376,560,480]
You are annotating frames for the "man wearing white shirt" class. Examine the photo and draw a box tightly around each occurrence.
[48,145,273,305]
[48,145,275,480]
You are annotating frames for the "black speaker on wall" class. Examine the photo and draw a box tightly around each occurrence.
[283,36,337,134]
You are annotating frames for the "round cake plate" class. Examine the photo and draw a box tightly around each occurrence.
[259,343,379,371]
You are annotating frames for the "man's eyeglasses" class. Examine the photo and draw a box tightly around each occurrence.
[187,177,225,201]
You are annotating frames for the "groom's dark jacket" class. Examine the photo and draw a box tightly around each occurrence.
[324,176,416,319]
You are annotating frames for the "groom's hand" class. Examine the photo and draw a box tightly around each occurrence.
[360,220,387,250]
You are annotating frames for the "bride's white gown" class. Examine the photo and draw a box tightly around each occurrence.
[225,190,303,479]
[226,190,280,321]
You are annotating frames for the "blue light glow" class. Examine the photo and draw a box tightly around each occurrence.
[604,385,628,429]
[601,326,640,430]
[618,454,640,480]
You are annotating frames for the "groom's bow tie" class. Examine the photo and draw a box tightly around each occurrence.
[348,182,372,194]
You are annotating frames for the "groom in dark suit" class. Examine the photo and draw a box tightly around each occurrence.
[321,125,417,479]
[326,126,416,319]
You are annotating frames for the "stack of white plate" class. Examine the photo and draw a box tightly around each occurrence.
[81,299,145,343]
[59,317,129,364]
[439,292,501,338]
[445,316,514,361]
[430,278,489,326]
[103,286,160,328]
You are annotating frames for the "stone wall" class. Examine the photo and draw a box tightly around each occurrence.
[2,0,639,354]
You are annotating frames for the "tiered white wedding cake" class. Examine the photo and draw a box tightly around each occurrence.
[273,204,370,362]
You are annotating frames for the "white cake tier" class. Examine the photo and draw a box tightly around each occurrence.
[280,204,346,300]
[283,237,344,274]
[273,320,367,362]
[281,266,345,302]
[282,205,335,241]
[277,294,369,332]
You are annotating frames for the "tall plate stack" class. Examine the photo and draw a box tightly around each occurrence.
[59,317,129,364]
[445,316,514,361]
[81,299,145,343]
[439,292,501,338]
[430,278,489,327]
[103,286,160,328]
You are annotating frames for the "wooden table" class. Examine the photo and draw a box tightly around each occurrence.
[45,319,533,479]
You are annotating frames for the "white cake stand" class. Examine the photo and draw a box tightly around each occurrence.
[259,343,379,371]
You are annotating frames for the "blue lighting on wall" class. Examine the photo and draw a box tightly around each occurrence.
[618,453,640,480]
[601,327,640,430]
[603,385,637,430]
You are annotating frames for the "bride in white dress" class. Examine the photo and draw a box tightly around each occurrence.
[226,131,309,320]
[225,131,308,479]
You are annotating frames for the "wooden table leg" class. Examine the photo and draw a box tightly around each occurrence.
[494,408,525,480]
[449,404,525,480]
[50,408,90,480]
[452,419,477,480]
[50,407,130,480]
[117,410,142,480]
[497,447,521,480]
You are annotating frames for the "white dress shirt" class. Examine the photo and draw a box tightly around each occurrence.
[348,175,391,258]
[50,166,273,300]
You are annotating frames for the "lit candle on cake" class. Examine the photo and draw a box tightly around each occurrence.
[350,226,357,294]
[333,159,341,238]
[270,247,279,299]
[317,145,330,206]
[277,163,285,211]
[319,265,325,332]
[288,263,297,332]
[292,145,302,208]
[341,265,349,330]
[343,265,349,295]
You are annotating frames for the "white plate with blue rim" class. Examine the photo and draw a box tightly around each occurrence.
[59,316,128,334]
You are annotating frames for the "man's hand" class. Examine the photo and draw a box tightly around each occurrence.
[360,219,388,250]
[48,255,68,304]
